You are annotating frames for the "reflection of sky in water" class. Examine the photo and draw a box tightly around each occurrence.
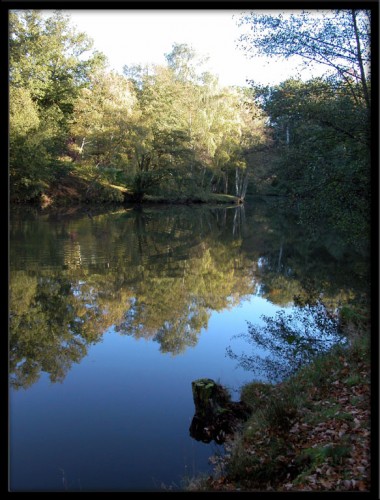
[201,296,285,389]
[10,294,283,492]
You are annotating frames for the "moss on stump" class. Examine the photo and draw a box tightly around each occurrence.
[189,378,251,444]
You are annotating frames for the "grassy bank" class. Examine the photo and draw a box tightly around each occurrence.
[186,317,371,492]
[12,172,242,207]
[142,193,242,205]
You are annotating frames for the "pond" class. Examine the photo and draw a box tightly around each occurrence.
[9,199,369,491]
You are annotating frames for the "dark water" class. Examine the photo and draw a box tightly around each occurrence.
[9,200,369,491]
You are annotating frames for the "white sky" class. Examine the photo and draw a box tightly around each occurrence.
[61,9,324,88]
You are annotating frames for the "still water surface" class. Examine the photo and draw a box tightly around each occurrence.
[9,200,368,491]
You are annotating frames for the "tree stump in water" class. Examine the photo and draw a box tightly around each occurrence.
[189,378,251,444]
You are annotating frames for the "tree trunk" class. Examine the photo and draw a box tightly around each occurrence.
[240,173,249,200]
[352,9,370,110]
[189,378,251,444]
[79,137,89,156]
[224,173,228,194]
[235,168,249,200]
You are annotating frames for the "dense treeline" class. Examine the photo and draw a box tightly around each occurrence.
[9,9,371,246]
[9,10,267,204]
[250,77,370,247]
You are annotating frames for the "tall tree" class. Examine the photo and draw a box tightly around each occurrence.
[10,10,105,117]
[237,9,371,109]
[69,69,137,185]
[122,63,197,200]
[9,10,105,200]
[165,42,209,83]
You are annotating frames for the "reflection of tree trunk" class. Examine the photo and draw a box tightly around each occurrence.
[239,204,246,234]
[210,208,228,229]
[233,208,238,237]
[277,237,284,272]
[217,209,227,228]
[233,205,246,237]
[134,211,148,263]
[240,203,246,226]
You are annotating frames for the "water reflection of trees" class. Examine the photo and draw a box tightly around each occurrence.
[10,270,132,389]
[227,299,346,383]
[115,236,254,354]
[9,206,256,388]
[9,202,369,389]
[243,198,370,309]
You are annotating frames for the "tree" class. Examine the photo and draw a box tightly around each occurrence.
[122,44,269,200]
[9,87,46,200]
[206,86,268,198]
[237,9,371,109]
[123,61,198,199]
[10,10,105,117]
[69,69,137,185]
[251,77,370,247]
[165,42,209,83]
[9,10,106,200]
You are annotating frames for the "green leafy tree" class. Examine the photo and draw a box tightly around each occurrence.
[10,10,104,116]
[9,10,105,200]
[237,9,371,109]
[123,62,197,199]
[165,42,209,83]
[212,87,268,198]
[236,9,372,215]
[69,69,137,186]
[252,78,370,247]
[9,87,48,200]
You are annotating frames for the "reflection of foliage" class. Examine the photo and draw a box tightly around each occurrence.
[9,206,256,387]
[154,305,207,355]
[9,202,368,389]
[249,198,370,308]
[260,274,303,306]
[9,270,130,390]
[227,300,346,382]
[115,239,255,354]
[10,273,90,389]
